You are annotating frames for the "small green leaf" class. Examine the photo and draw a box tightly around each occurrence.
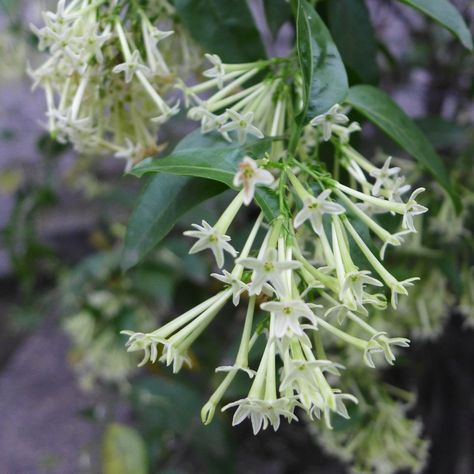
[327,0,379,84]
[174,0,266,62]
[131,147,243,185]
[263,0,293,37]
[102,423,148,474]
[254,187,281,222]
[122,174,227,271]
[399,0,473,51]
[346,85,460,210]
[296,0,349,121]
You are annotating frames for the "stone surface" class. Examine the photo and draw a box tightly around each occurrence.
[0,323,100,474]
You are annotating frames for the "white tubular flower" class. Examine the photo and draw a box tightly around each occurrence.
[340,270,383,307]
[220,109,264,144]
[380,230,412,260]
[203,53,226,88]
[121,331,163,367]
[309,104,349,141]
[112,49,150,83]
[188,105,227,134]
[183,220,237,268]
[402,188,428,232]
[390,277,420,309]
[334,121,361,144]
[114,139,148,171]
[159,342,192,373]
[211,270,249,306]
[261,300,318,338]
[237,248,301,297]
[222,397,297,435]
[294,190,345,236]
[363,332,410,368]
[386,175,411,202]
[233,156,274,206]
[369,156,401,196]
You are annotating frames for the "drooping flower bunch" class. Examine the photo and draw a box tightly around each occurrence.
[122,53,429,434]
[311,373,429,474]
[29,0,200,169]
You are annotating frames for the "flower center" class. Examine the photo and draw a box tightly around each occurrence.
[263,261,274,272]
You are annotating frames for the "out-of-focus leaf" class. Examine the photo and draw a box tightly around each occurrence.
[327,0,379,84]
[296,0,348,121]
[416,117,468,149]
[174,0,266,62]
[263,0,292,36]
[346,85,460,210]
[399,0,473,51]
[102,423,148,474]
[122,174,226,271]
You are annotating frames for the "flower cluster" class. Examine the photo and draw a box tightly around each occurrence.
[29,0,200,169]
[122,57,428,432]
[184,55,288,158]
[312,379,429,474]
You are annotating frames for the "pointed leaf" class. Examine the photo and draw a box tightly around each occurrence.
[296,0,349,121]
[346,85,460,210]
[122,174,227,271]
[174,0,266,62]
[327,0,379,84]
[399,0,472,51]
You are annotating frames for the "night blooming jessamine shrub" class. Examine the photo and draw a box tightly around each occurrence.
[30,0,473,472]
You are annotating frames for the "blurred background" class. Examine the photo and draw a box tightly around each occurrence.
[0,1,473,473]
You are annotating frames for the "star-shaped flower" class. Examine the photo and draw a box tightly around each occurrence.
[203,53,226,88]
[183,220,237,268]
[237,248,301,297]
[309,104,349,141]
[402,188,428,232]
[340,270,383,307]
[112,49,150,83]
[211,270,249,306]
[222,397,298,435]
[363,332,410,368]
[233,156,274,205]
[220,109,264,144]
[293,190,345,235]
[370,156,401,196]
[260,299,318,338]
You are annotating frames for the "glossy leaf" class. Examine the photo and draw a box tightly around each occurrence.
[296,0,349,121]
[327,0,379,84]
[102,423,148,474]
[346,85,459,209]
[174,0,266,62]
[131,132,278,221]
[399,0,473,51]
[122,174,227,271]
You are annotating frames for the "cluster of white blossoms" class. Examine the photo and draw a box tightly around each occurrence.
[122,55,429,432]
[184,55,288,156]
[29,0,200,170]
[313,379,429,474]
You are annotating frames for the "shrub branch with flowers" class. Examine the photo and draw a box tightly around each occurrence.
[30,0,473,472]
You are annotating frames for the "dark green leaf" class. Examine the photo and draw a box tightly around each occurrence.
[296,0,349,121]
[174,0,266,62]
[263,0,292,37]
[346,85,460,210]
[131,148,243,184]
[327,0,379,84]
[416,117,468,149]
[122,174,227,271]
[254,187,281,222]
[399,0,473,51]
[102,423,148,474]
